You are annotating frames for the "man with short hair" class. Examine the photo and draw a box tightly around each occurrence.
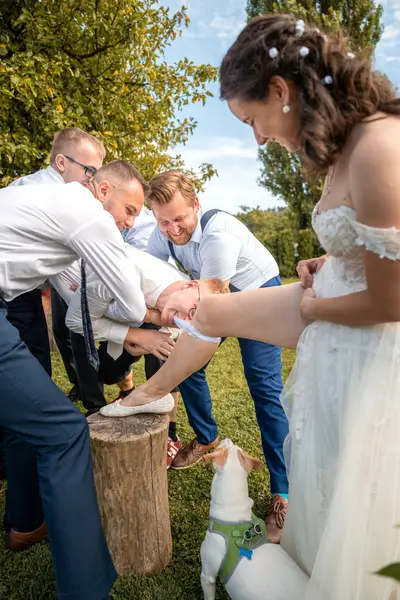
[70,206,160,412]
[0,127,106,491]
[0,159,157,600]
[8,126,106,387]
[0,158,151,599]
[56,245,225,465]
[10,126,106,188]
[144,170,289,543]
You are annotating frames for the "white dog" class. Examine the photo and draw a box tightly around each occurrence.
[200,438,309,600]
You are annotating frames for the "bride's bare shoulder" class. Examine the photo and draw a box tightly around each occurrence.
[349,114,400,172]
[348,115,400,221]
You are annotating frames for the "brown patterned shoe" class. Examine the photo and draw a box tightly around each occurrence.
[265,495,288,544]
[7,521,47,552]
[171,437,219,470]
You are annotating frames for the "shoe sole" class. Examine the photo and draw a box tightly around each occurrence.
[170,456,203,470]
[100,404,175,418]
[170,442,219,470]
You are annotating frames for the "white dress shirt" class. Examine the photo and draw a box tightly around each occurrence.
[49,260,82,305]
[6,166,66,291]
[9,165,64,186]
[65,245,188,358]
[146,208,279,290]
[122,207,156,251]
[49,208,166,306]
[0,182,147,324]
[50,206,156,302]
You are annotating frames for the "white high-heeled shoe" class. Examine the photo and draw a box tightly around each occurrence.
[99,393,174,418]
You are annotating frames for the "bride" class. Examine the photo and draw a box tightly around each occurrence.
[103,14,400,600]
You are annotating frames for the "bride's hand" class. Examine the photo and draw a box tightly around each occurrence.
[300,288,317,324]
[296,255,328,289]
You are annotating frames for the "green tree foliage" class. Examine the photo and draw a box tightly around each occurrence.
[236,205,305,277]
[246,0,383,230]
[298,228,318,262]
[0,0,218,187]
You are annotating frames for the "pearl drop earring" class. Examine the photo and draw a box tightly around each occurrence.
[282,104,291,114]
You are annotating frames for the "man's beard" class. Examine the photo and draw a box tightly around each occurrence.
[166,230,193,245]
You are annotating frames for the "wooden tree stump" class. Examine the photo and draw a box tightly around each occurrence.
[41,290,57,352]
[87,412,172,575]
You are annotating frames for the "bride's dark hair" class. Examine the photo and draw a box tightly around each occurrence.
[219,14,400,174]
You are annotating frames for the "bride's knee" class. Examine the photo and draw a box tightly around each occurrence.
[194,295,221,335]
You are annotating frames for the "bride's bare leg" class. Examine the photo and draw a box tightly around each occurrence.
[121,283,305,407]
[194,282,305,346]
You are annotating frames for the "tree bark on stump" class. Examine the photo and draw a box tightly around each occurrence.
[87,412,172,575]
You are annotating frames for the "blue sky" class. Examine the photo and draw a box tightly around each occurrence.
[165,0,400,213]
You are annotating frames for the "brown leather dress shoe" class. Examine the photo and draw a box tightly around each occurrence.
[6,521,47,552]
[171,437,219,469]
[265,495,288,544]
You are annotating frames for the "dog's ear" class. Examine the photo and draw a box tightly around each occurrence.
[202,447,229,468]
[237,449,263,472]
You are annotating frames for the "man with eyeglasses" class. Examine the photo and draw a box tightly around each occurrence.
[10,127,104,189]
[0,128,106,484]
[0,158,148,600]
[6,127,105,378]
[1,126,105,522]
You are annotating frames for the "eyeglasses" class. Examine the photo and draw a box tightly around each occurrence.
[63,155,97,178]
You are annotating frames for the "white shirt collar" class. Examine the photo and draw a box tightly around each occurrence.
[189,209,204,244]
[46,165,65,184]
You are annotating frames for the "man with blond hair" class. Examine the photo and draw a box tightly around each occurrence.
[8,126,106,382]
[0,127,106,487]
[61,246,227,468]
[143,170,289,543]
[12,126,106,188]
[0,157,149,599]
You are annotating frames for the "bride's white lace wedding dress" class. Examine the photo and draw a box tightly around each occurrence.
[281,204,400,599]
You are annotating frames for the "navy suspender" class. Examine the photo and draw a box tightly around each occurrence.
[167,209,240,293]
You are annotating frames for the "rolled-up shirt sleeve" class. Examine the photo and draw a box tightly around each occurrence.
[67,214,147,324]
[199,231,242,281]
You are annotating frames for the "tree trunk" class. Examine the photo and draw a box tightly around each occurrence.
[87,412,172,575]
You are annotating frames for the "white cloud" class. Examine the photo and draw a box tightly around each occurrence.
[172,137,258,162]
[200,163,283,213]
[379,0,400,9]
[381,24,399,40]
[170,136,282,213]
[382,55,400,62]
[209,14,245,40]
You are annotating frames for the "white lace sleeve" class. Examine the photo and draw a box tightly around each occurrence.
[354,221,400,261]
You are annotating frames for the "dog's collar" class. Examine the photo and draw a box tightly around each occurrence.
[208,513,268,585]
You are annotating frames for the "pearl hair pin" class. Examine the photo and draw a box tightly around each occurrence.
[269,47,279,58]
[322,75,333,85]
[299,46,309,57]
[295,19,305,36]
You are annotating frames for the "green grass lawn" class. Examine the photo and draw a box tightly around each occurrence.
[0,281,297,600]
